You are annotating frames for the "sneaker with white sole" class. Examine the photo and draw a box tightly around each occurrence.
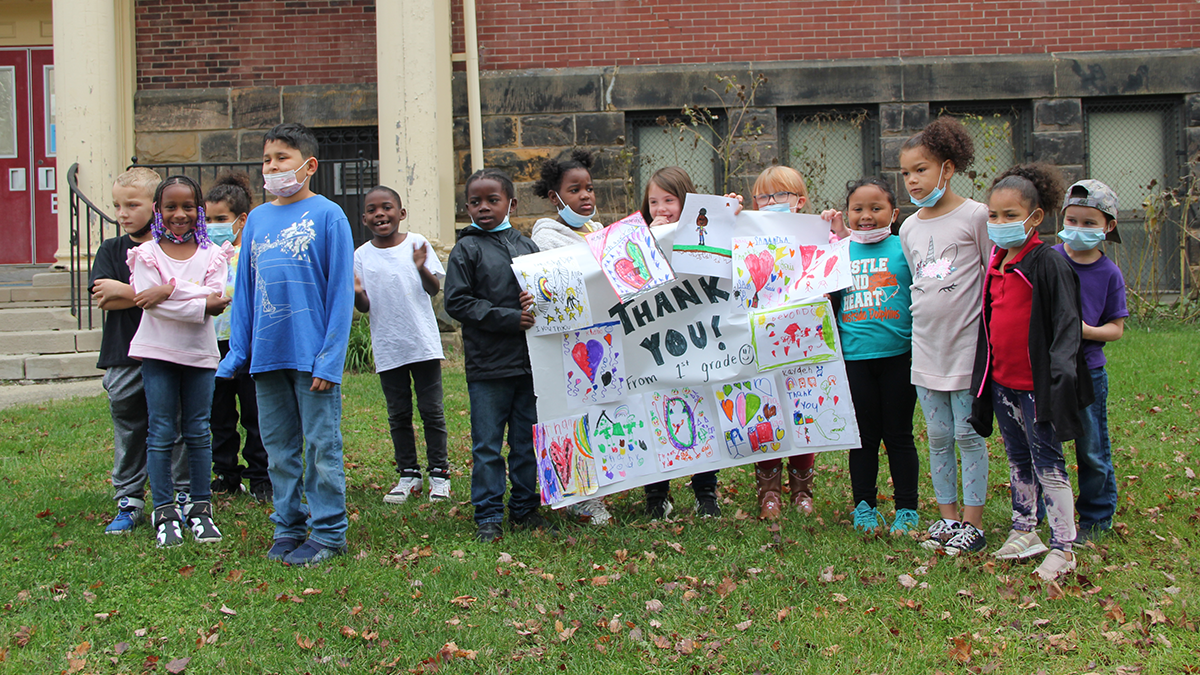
[152,504,184,548]
[944,524,987,556]
[852,500,886,531]
[184,500,223,543]
[920,518,963,551]
[384,475,423,504]
[993,530,1049,560]
[565,498,612,526]
[428,476,452,501]
[105,496,146,534]
[1034,549,1076,581]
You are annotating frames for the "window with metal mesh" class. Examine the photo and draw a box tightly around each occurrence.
[312,126,380,247]
[933,104,1031,204]
[1084,98,1185,291]
[629,114,720,197]
[779,108,877,213]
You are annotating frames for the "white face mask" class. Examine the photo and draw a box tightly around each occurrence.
[849,226,891,244]
[263,158,312,198]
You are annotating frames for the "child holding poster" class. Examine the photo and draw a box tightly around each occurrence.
[747,165,818,519]
[823,178,920,533]
[637,166,722,519]
[898,116,991,555]
[529,151,613,527]
[967,164,1091,581]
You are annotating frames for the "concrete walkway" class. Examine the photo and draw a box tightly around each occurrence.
[0,378,104,411]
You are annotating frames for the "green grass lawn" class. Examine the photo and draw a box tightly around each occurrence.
[0,324,1197,674]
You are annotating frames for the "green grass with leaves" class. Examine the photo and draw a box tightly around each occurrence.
[0,325,1197,674]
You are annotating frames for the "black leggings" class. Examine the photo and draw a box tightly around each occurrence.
[846,352,919,510]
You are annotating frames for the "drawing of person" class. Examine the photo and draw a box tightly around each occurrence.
[696,208,708,246]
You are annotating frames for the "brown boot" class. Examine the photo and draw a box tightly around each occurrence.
[755,460,783,521]
[787,460,815,515]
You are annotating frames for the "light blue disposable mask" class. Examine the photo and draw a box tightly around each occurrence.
[555,195,594,228]
[909,162,948,208]
[762,203,793,213]
[987,216,1032,249]
[207,224,236,246]
[1058,225,1106,251]
[469,201,514,232]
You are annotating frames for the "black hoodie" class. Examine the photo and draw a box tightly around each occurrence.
[443,227,540,382]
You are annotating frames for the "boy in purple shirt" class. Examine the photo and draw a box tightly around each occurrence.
[1054,179,1127,543]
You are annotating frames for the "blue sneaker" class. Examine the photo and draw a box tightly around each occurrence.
[104,497,146,534]
[267,537,304,561]
[283,539,347,567]
[890,508,920,535]
[852,500,886,531]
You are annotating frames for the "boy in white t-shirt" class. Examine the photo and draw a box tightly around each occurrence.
[353,186,450,503]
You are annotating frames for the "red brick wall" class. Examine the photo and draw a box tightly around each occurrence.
[451,0,1200,69]
[136,0,376,90]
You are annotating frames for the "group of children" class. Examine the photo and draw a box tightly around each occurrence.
[90,118,1126,581]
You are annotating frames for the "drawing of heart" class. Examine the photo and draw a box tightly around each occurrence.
[613,257,648,290]
[744,250,775,293]
[736,392,762,426]
[537,276,554,301]
[549,438,574,488]
[720,397,736,422]
[763,403,777,419]
[824,255,839,277]
[798,245,824,272]
[571,340,605,383]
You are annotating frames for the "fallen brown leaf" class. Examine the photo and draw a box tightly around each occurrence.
[715,577,737,598]
[295,633,314,649]
[178,565,195,578]
[165,656,190,673]
[735,620,752,631]
[645,599,664,613]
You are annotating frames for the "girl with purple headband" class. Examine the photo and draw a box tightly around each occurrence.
[127,174,235,548]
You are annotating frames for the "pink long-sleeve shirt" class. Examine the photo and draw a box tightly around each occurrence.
[127,239,233,370]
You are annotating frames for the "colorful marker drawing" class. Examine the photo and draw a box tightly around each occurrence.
[787,238,854,301]
[585,212,675,301]
[512,254,592,335]
[646,387,718,472]
[533,413,599,505]
[731,236,799,311]
[780,362,857,447]
[712,377,786,459]
[670,194,740,276]
[587,397,656,485]
[562,322,626,409]
[750,300,840,372]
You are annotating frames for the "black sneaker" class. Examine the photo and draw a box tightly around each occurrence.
[944,524,987,556]
[695,492,721,518]
[250,481,274,503]
[1074,525,1109,546]
[647,497,674,520]
[511,511,558,534]
[476,522,503,543]
[211,475,244,496]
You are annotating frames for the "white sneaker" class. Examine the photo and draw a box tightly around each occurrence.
[1034,549,1076,581]
[384,476,423,504]
[428,476,452,501]
[993,530,1049,560]
[565,498,613,526]
[920,518,962,551]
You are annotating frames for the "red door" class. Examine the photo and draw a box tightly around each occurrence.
[31,48,56,264]
[0,49,33,264]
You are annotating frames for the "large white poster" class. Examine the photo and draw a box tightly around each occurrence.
[521,220,860,508]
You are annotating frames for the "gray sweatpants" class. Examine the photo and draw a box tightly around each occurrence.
[103,364,190,502]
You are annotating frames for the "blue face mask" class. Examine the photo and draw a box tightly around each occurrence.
[555,195,594,228]
[208,224,236,246]
[909,162,948,208]
[1058,225,1106,251]
[987,216,1032,249]
[469,200,514,232]
[761,203,792,213]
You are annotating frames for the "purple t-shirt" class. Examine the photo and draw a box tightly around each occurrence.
[1054,243,1128,369]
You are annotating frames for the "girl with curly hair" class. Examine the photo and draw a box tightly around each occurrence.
[531,149,603,250]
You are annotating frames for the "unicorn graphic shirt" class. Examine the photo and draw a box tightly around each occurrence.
[898,198,989,391]
[216,195,355,384]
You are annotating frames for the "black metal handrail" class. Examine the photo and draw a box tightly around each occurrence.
[67,163,119,330]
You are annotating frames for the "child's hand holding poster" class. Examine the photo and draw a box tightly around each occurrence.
[585,212,675,301]
[512,248,594,335]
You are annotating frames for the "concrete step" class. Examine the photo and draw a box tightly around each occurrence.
[0,284,73,306]
[0,329,102,355]
[2,352,104,380]
[31,271,74,287]
[0,307,79,332]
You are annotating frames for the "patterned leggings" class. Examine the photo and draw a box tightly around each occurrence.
[915,387,989,507]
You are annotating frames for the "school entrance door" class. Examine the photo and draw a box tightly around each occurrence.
[0,47,55,264]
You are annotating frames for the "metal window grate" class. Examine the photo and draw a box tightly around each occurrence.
[1084,98,1186,291]
[779,107,878,212]
[934,103,1032,204]
[628,113,720,197]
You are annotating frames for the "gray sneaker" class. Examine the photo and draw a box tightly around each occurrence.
[1034,549,1076,581]
[152,504,184,548]
[993,530,1049,560]
[184,500,223,543]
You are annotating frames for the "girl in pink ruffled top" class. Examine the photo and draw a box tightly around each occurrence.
[127,175,233,548]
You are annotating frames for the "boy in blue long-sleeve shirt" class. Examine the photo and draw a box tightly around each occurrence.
[217,123,355,566]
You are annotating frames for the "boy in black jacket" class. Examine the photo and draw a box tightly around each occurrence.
[443,168,550,543]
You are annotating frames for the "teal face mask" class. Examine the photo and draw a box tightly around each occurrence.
[1058,225,1106,251]
[469,200,514,232]
[762,203,792,213]
[208,224,236,246]
[909,162,948,208]
[987,216,1032,249]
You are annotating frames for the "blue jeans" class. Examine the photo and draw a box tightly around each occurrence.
[1075,367,1117,531]
[141,358,215,509]
[254,369,347,548]
[992,384,1076,551]
[468,375,539,525]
